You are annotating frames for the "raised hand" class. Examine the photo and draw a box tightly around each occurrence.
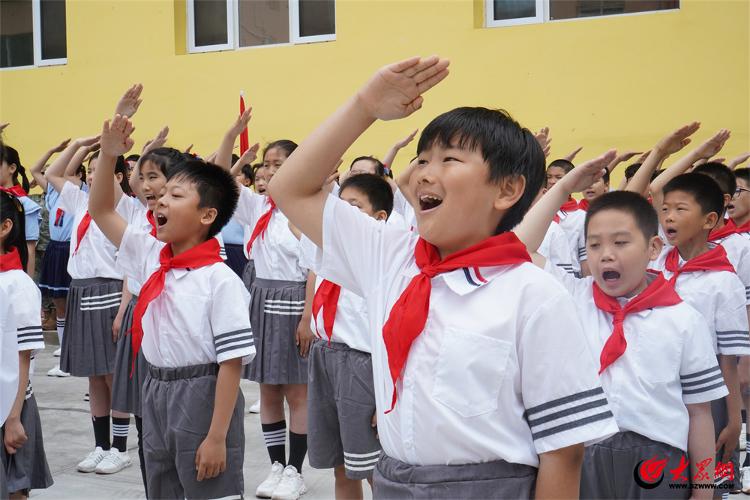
[617,151,643,163]
[560,150,617,194]
[0,122,9,134]
[356,56,450,121]
[654,121,701,156]
[535,127,551,158]
[636,150,652,163]
[100,114,135,157]
[115,84,143,118]
[229,106,253,138]
[395,129,419,149]
[49,138,72,154]
[692,129,731,160]
[728,152,750,169]
[141,125,170,155]
[563,146,583,163]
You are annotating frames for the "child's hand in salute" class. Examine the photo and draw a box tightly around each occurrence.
[356,56,450,121]
[100,114,135,157]
[558,150,618,194]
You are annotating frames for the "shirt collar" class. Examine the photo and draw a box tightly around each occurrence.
[439,266,506,296]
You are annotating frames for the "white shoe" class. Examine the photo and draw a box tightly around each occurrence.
[248,399,261,414]
[95,449,132,474]
[256,462,284,498]
[271,465,307,500]
[77,447,108,473]
[47,365,70,377]
[53,347,61,357]
[741,466,750,494]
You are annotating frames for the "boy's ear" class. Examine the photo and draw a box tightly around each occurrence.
[115,172,123,184]
[200,207,218,228]
[647,234,663,261]
[374,210,388,222]
[703,211,720,231]
[723,193,732,208]
[493,175,526,212]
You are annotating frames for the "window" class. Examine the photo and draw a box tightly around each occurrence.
[0,0,67,69]
[486,0,678,27]
[187,0,335,53]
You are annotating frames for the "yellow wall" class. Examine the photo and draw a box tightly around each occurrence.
[1,0,748,184]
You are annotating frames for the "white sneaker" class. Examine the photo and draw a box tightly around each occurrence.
[741,466,750,494]
[256,462,284,498]
[271,465,307,500]
[77,447,108,473]
[95,449,132,474]
[47,365,70,377]
[53,347,61,357]
[248,399,261,414]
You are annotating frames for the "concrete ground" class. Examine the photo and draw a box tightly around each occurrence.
[28,342,357,500]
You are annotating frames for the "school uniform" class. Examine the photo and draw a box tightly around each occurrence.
[555,199,585,275]
[392,188,417,229]
[545,262,729,499]
[235,187,308,384]
[538,220,576,275]
[117,226,255,499]
[221,217,248,278]
[308,194,618,498]
[711,226,750,306]
[0,254,53,494]
[299,236,381,480]
[0,286,16,499]
[18,195,41,245]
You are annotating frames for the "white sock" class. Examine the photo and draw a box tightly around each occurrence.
[721,492,729,500]
[56,317,65,345]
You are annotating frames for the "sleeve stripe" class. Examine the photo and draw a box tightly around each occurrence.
[216,339,254,352]
[681,372,724,388]
[681,365,721,380]
[214,328,253,342]
[17,325,43,332]
[717,331,750,338]
[216,341,255,355]
[718,336,750,343]
[215,334,254,348]
[527,398,609,427]
[682,380,727,395]
[525,387,604,416]
[719,343,750,349]
[531,411,614,440]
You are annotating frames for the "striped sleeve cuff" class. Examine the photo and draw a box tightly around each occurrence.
[17,325,45,351]
[525,387,618,453]
[745,286,750,302]
[577,247,587,260]
[681,365,729,404]
[214,328,256,364]
[717,330,750,356]
[555,263,576,275]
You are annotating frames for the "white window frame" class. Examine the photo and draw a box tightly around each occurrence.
[187,0,335,54]
[1,0,66,71]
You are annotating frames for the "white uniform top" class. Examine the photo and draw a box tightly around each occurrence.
[713,232,750,305]
[539,220,576,275]
[556,208,585,274]
[545,261,728,452]
[0,285,19,424]
[392,188,417,229]
[57,181,136,280]
[234,187,306,282]
[0,269,45,402]
[116,226,256,368]
[299,236,371,353]
[309,194,618,467]
[650,245,750,356]
[121,199,150,296]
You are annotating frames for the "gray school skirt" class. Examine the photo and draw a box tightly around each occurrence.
[243,278,308,385]
[142,363,245,500]
[308,340,381,480]
[581,431,690,499]
[0,395,53,494]
[111,296,149,416]
[711,395,739,495]
[373,454,537,499]
[60,277,122,377]
[241,259,256,292]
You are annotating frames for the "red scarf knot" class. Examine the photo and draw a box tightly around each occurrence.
[664,245,735,285]
[0,247,23,272]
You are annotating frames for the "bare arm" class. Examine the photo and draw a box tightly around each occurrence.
[215,107,252,170]
[382,128,418,169]
[269,56,450,247]
[30,138,71,192]
[229,143,259,177]
[44,137,99,194]
[686,402,716,500]
[728,152,750,170]
[716,355,742,462]
[535,443,584,499]
[3,351,30,454]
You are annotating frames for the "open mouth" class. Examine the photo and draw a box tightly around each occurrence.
[665,227,677,238]
[728,203,735,210]
[602,270,621,282]
[155,213,168,227]
[418,194,443,212]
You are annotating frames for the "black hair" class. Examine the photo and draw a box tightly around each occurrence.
[349,156,386,177]
[417,107,545,234]
[231,153,240,166]
[601,169,610,185]
[0,190,28,270]
[662,172,725,219]
[734,168,750,186]
[339,173,394,217]
[241,164,255,183]
[168,160,239,238]
[263,140,298,161]
[624,163,641,181]
[547,159,575,174]
[693,162,737,198]
[0,144,30,193]
[652,169,664,182]
[585,191,658,241]
[76,163,87,183]
[90,151,132,195]
[125,154,140,163]
[140,147,190,178]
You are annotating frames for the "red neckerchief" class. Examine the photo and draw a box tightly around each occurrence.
[381,232,531,412]
[578,198,590,212]
[593,273,682,374]
[560,196,579,213]
[130,238,223,372]
[311,280,342,343]
[709,220,737,242]
[0,247,23,272]
[731,219,750,234]
[146,211,157,237]
[0,185,27,197]
[246,198,276,254]
[664,245,735,284]
[73,212,92,254]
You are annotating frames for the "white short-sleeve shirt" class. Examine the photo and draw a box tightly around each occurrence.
[651,245,750,356]
[309,194,618,467]
[116,226,255,368]
[539,220,576,275]
[713,232,750,305]
[392,188,417,229]
[0,285,19,425]
[545,261,728,452]
[235,187,306,281]
[556,208,585,274]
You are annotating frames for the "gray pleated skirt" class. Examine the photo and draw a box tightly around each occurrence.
[0,395,54,494]
[243,277,308,385]
[111,296,149,416]
[241,259,256,292]
[60,277,123,377]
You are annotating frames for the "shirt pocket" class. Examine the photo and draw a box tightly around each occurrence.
[432,330,513,418]
[636,330,680,385]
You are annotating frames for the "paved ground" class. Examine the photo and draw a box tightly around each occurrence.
[28,341,355,499]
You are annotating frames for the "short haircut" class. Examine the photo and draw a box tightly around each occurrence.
[168,160,239,238]
[693,162,736,197]
[339,173,393,216]
[662,172,725,218]
[601,169,610,185]
[417,107,545,234]
[585,191,658,241]
[263,139,297,160]
[734,168,750,186]
[349,155,386,177]
[624,163,641,181]
[90,151,132,195]
[140,147,191,178]
[0,189,28,270]
[125,154,140,162]
[547,159,575,174]
[241,164,254,182]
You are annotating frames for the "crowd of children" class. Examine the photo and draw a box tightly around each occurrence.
[1,57,750,499]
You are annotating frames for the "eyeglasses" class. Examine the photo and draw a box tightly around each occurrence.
[734,187,750,196]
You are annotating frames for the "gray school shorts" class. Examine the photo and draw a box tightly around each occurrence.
[142,363,245,500]
[307,340,381,480]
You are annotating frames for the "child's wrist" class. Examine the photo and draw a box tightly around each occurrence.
[206,429,227,442]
